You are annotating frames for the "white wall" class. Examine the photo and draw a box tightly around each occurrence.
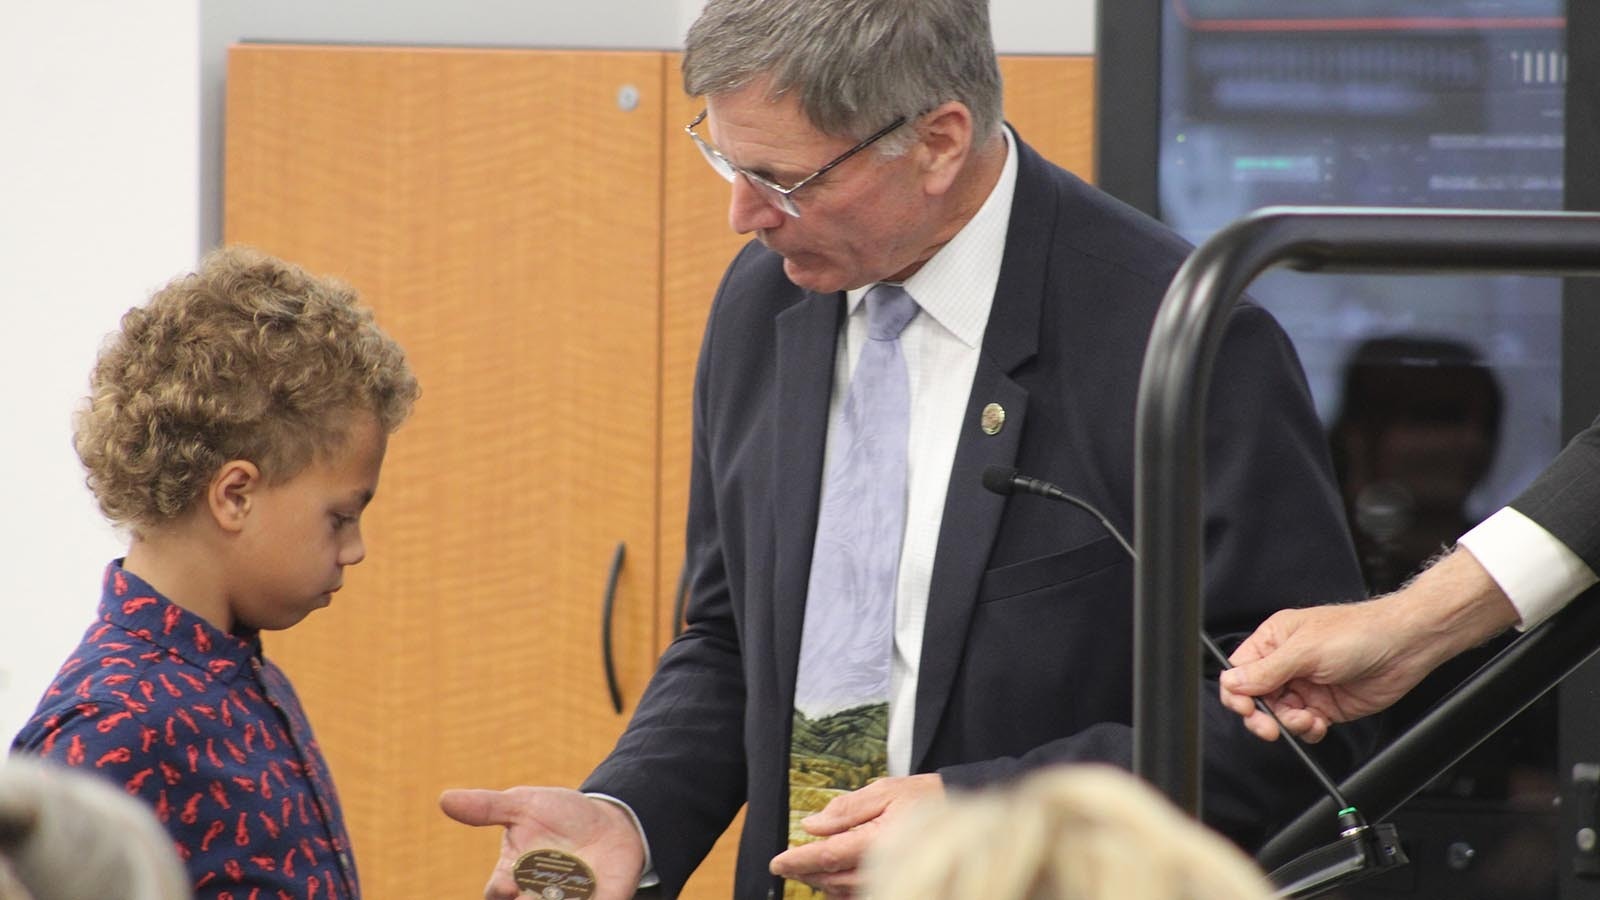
[3,0,1096,743]
[0,0,202,739]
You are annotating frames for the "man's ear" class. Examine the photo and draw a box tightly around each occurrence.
[914,101,975,195]
[207,460,263,534]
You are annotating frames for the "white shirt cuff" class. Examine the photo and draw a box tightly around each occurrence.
[1457,507,1598,630]
[584,793,660,888]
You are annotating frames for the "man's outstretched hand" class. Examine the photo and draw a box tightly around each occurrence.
[439,786,646,900]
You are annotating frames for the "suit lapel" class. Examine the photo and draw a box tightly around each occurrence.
[772,291,846,712]
[911,135,1056,770]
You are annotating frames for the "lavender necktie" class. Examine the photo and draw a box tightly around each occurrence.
[785,283,918,898]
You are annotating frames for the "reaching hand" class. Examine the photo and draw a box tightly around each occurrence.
[1219,548,1520,743]
[1219,600,1430,743]
[768,773,944,898]
[438,786,646,900]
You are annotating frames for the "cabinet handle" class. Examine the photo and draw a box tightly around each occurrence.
[601,541,626,714]
[671,562,690,639]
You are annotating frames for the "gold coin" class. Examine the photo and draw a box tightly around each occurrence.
[512,848,596,900]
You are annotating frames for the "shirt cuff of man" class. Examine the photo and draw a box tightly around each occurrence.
[1458,506,1598,631]
[584,793,660,889]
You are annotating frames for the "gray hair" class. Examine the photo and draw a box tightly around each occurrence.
[683,0,1003,155]
[0,757,192,900]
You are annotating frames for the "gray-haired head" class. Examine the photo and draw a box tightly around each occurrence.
[683,0,1003,154]
[0,757,193,900]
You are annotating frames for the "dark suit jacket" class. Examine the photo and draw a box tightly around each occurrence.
[583,135,1373,899]
[1512,416,1600,567]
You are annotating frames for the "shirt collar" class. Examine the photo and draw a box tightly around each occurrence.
[98,560,261,682]
[846,124,1019,348]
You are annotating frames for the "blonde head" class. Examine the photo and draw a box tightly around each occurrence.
[73,246,419,531]
[0,756,192,900]
[867,765,1276,900]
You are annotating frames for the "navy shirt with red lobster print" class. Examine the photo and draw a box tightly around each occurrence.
[11,561,360,900]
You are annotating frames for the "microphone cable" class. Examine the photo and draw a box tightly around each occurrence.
[980,464,1367,835]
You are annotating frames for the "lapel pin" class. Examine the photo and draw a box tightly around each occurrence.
[980,402,1005,435]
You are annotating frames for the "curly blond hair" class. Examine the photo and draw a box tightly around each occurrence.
[74,246,419,529]
[866,765,1276,900]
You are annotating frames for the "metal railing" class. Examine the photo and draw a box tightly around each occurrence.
[1131,207,1600,840]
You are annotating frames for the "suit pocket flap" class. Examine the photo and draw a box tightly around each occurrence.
[978,536,1128,603]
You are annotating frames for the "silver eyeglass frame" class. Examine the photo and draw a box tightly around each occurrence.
[684,108,909,217]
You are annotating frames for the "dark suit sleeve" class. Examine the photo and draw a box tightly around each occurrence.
[579,254,753,896]
[939,303,1374,851]
[1509,415,1600,571]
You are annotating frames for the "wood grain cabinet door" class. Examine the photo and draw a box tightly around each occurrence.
[227,45,665,899]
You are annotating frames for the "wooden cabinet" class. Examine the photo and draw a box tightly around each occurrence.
[226,44,1092,899]
[227,46,670,899]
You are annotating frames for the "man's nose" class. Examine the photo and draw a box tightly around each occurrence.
[728,176,786,235]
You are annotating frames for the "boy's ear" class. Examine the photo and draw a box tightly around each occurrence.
[207,460,263,533]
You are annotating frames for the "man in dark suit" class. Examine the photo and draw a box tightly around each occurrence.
[1222,419,1600,744]
[440,1,1371,897]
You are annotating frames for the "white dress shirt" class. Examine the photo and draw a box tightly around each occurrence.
[1457,506,1598,630]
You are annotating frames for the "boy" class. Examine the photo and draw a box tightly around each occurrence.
[12,246,419,900]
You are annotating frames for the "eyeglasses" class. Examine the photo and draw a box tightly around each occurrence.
[684,109,907,217]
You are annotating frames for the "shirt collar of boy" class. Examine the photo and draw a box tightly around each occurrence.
[97,560,261,682]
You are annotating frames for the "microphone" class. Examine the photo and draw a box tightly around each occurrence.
[981,464,1406,897]
[981,465,1135,560]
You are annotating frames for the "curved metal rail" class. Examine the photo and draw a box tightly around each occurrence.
[1132,207,1600,823]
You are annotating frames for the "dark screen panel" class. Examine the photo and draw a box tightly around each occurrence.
[1096,2,1593,896]
[1157,5,1565,567]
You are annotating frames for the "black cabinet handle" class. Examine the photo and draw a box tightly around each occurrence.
[600,541,626,714]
